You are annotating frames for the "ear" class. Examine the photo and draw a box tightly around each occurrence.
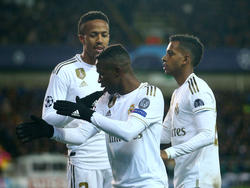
[78,34,85,45]
[114,66,122,77]
[183,55,191,65]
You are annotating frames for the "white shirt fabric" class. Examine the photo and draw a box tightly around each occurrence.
[42,54,110,170]
[161,73,221,188]
[91,83,168,188]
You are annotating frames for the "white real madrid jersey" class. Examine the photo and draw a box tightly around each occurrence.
[161,73,221,188]
[42,54,110,169]
[94,83,168,188]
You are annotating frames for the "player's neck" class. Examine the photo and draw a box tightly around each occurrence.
[119,74,140,95]
[81,53,96,65]
[175,69,193,86]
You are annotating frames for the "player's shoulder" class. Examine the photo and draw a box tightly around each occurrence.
[138,82,163,98]
[52,55,79,75]
[185,73,213,95]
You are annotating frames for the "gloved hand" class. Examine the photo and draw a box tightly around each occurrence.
[54,96,94,122]
[16,115,54,143]
[77,90,104,108]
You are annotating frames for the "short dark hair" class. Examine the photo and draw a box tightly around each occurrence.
[96,44,131,71]
[169,34,204,67]
[78,11,109,35]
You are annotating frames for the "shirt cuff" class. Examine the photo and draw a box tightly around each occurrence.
[165,147,175,159]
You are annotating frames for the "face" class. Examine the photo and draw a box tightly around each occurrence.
[162,41,186,75]
[79,19,110,58]
[96,60,119,94]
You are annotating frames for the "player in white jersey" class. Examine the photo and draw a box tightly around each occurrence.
[161,34,221,188]
[52,44,169,188]
[16,11,112,188]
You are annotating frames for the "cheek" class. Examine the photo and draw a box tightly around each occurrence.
[103,38,110,46]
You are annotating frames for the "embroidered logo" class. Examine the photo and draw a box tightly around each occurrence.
[194,99,204,108]
[45,96,54,108]
[75,68,87,87]
[75,68,86,79]
[138,98,150,109]
[128,104,135,114]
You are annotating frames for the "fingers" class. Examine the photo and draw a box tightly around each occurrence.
[53,100,75,111]
[56,110,72,116]
[16,123,34,143]
[30,115,41,122]
[75,96,80,103]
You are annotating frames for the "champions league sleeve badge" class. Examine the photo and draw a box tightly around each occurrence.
[45,96,54,108]
[138,98,150,109]
[194,98,205,108]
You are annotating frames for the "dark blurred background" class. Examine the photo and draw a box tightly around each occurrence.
[0,0,250,187]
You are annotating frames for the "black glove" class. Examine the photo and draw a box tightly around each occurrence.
[77,90,104,108]
[16,115,54,143]
[54,97,94,122]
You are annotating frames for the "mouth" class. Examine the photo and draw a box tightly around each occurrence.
[94,45,105,54]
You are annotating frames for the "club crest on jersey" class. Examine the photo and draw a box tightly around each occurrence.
[194,99,204,108]
[44,96,54,108]
[175,103,179,115]
[128,104,135,114]
[138,98,150,109]
[75,68,86,79]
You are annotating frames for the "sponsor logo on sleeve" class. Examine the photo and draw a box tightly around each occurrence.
[45,96,54,108]
[138,98,150,109]
[132,108,147,117]
[194,99,205,108]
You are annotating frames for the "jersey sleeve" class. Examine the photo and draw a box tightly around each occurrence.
[161,91,176,144]
[51,120,100,145]
[42,70,73,127]
[129,86,164,128]
[165,110,216,159]
[189,88,216,114]
[161,111,172,144]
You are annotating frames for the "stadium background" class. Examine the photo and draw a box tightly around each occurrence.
[0,0,249,187]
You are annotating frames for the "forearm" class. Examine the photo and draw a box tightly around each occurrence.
[51,123,99,145]
[165,129,213,159]
[165,110,215,159]
[43,111,73,128]
[161,124,172,144]
[91,112,146,142]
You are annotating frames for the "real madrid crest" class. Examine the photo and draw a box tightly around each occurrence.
[174,103,179,115]
[128,104,135,114]
[75,68,87,87]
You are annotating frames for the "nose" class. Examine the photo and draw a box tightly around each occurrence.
[96,34,103,43]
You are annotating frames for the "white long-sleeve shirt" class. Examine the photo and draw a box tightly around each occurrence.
[42,54,110,170]
[161,73,221,188]
[52,83,168,188]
